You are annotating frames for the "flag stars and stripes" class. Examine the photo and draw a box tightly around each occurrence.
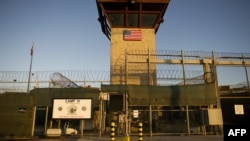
[123,30,142,41]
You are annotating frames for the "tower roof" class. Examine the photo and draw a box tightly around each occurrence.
[96,0,170,40]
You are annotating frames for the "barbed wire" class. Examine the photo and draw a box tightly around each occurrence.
[0,69,205,83]
[1,49,249,93]
[0,70,110,83]
[0,69,206,93]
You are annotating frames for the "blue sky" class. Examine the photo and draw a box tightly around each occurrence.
[0,0,250,86]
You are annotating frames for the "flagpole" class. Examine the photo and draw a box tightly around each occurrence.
[27,43,34,94]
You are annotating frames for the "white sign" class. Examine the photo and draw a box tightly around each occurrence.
[52,99,92,119]
[207,109,223,125]
[133,110,139,118]
[234,104,244,115]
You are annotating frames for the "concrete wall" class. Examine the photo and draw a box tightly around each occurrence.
[110,28,157,85]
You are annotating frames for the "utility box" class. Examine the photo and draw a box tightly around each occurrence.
[201,108,223,125]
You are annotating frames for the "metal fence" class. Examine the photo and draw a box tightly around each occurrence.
[110,105,223,136]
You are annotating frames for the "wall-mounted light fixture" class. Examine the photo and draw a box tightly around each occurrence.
[18,107,26,113]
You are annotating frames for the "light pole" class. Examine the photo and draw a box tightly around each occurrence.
[27,43,34,94]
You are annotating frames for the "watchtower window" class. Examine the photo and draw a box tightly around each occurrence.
[141,14,158,27]
[108,13,124,26]
[128,14,138,27]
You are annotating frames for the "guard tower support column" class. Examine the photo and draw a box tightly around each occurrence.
[111,28,156,85]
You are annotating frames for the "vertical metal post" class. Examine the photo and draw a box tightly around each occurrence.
[58,120,61,129]
[212,51,220,107]
[181,50,186,85]
[200,110,206,135]
[149,105,152,137]
[31,106,36,137]
[125,91,129,136]
[125,49,128,85]
[99,93,103,138]
[185,105,190,136]
[123,92,126,135]
[244,66,250,95]
[148,48,151,85]
[27,43,34,94]
[242,53,250,95]
[80,120,84,137]
[49,120,52,128]
[44,106,48,136]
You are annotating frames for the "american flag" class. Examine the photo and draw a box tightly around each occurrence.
[123,30,142,41]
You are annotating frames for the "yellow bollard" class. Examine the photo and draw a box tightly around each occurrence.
[138,122,143,141]
[121,136,130,141]
[110,122,116,141]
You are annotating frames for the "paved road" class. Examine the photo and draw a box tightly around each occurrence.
[25,135,223,141]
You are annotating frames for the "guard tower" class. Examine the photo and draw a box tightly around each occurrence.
[96,0,170,85]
